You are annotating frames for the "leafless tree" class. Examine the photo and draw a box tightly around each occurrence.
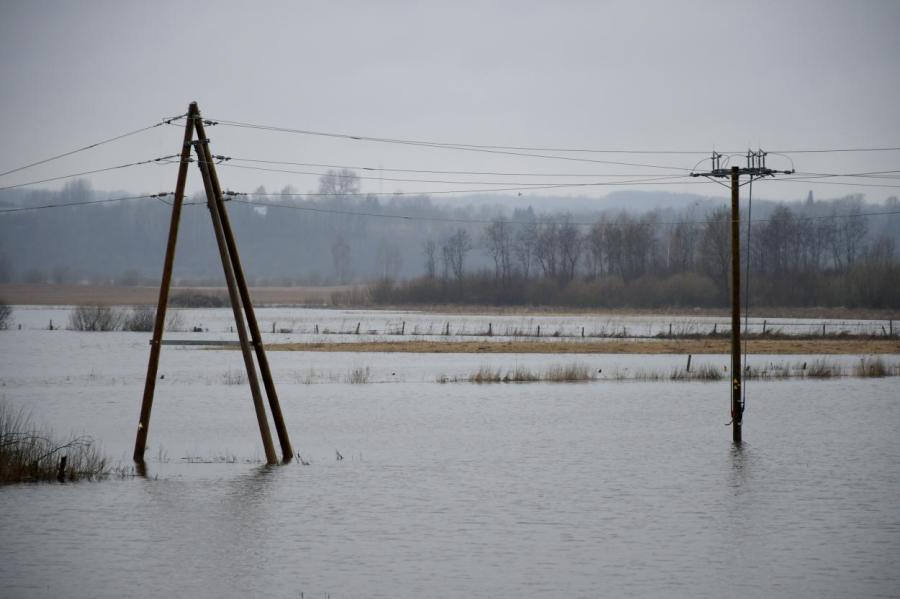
[423,239,437,279]
[534,221,559,280]
[331,235,351,283]
[557,215,581,283]
[484,219,513,282]
[513,220,538,280]
[443,228,472,283]
[376,240,403,280]
[318,169,361,199]
[699,207,730,300]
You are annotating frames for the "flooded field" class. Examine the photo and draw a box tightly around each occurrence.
[1,306,899,598]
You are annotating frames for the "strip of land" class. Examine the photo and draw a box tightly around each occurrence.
[265,338,900,355]
[0,284,345,306]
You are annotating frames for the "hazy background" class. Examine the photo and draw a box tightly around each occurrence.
[1,0,899,201]
[1,1,899,304]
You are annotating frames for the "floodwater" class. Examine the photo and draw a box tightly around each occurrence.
[1,307,899,598]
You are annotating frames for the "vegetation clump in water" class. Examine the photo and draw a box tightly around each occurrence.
[0,401,109,484]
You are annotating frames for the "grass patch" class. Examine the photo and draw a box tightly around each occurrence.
[347,366,371,384]
[0,400,109,484]
[468,363,595,383]
[222,368,245,385]
[854,357,897,377]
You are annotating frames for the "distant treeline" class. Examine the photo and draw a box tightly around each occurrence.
[2,173,899,308]
[372,200,900,309]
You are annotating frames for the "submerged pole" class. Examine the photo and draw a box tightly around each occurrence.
[134,102,197,463]
[730,166,742,444]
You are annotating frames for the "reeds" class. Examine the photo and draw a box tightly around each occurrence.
[347,366,371,384]
[467,363,595,383]
[854,357,898,377]
[0,400,108,484]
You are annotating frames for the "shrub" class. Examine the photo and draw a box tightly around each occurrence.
[119,306,184,332]
[169,290,229,308]
[122,306,156,332]
[0,300,11,330]
[68,305,124,331]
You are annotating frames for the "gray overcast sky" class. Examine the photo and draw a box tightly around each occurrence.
[1,0,899,203]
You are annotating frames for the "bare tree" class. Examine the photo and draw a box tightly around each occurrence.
[699,207,730,300]
[534,221,559,280]
[331,235,351,283]
[318,169,361,199]
[484,218,513,282]
[376,240,403,280]
[514,220,538,280]
[443,228,472,283]
[557,215,581,283]
[423,239,437,279]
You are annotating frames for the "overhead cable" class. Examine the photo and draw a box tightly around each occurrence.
[0,113,185,179]
[0,155,180,191]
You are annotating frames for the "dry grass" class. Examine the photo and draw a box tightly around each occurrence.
[0,400,108,484]
[854,357,899,377]
[467,363,595,383]
[346,366,371,384]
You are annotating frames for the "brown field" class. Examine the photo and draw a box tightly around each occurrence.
[266,338,900,355]
[0,284,349,306]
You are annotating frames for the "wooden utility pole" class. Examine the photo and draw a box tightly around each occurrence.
[729,166,742,443]
[691,151,793,444]
[193,118,293,462]
[134,101,293,466]
[133,103,197,463]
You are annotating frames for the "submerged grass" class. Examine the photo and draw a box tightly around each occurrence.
[466,363,596,383]
[0,400,109,484]
[453,357,900,384]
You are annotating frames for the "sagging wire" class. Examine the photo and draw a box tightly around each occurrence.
[0,113,186,179]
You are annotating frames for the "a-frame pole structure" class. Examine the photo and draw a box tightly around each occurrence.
[134,101,293,465]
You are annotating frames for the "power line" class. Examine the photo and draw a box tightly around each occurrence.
[0,155,180,192]
[207,119,695,171]
[0,113,185,179]
[237,175,706,198]
[0,193,173,214]
[225,156,683,178]
[209,160,693,188]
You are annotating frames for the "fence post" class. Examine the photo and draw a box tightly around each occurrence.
[686,354,692,373]
[762,320,767,335]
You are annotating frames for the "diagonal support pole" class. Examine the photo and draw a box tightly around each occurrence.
[193,119,294,462]
[194,136,278,465]
[134,102,197,464]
